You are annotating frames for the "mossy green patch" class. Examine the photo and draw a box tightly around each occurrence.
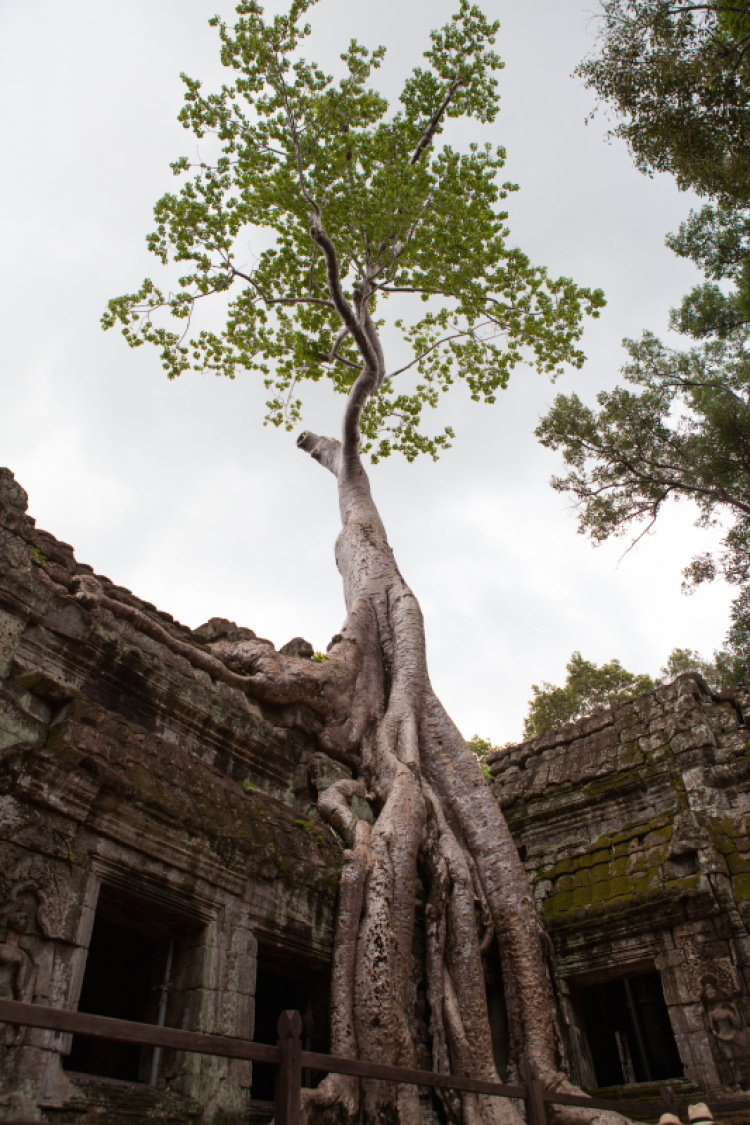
[591,880,612,904]
[543,890,575,919]
[571,885,592,908]
[726,851,750,875]
[610,856,630,878]
[732,872,750,899]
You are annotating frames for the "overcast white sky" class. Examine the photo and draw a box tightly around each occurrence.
[0,0,734,743]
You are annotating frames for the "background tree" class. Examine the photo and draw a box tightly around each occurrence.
[466,734,505,779]
[659,645,735,688]
[574,0,750,202]
[518,647,732,741]
[104,4,606,1125]
[537,0,750,670]
[522,651,656,739]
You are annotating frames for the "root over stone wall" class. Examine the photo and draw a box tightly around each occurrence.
[2,465,750,1120]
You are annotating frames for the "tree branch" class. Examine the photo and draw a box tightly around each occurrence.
[410,78,466,166]
[309,223,378,372]
[297,430,343,477]
[272,50,321,217]
[565,432,750,518]
[384,327,491,382]
[231,267,335,309]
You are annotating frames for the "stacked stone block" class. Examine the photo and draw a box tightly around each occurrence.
[489,676,750,1094]
[0,469,343,1123]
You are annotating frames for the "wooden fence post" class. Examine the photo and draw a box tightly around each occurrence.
[661,1086,682,1121]
[275,1010,303,1125]
[520,1057,546,1125]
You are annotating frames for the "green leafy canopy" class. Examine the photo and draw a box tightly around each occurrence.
[103,0,604,463]
[519,645,737,741]
[575,1,750,204]
[536,1,750,667]
[523,651,657,740]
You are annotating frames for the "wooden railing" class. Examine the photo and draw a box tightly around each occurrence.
[2,999,750,1125]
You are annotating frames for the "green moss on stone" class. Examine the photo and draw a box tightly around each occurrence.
[572,886,592,908]
[726,852,750,875]
[543,891,575,919]
[732,873,750,899]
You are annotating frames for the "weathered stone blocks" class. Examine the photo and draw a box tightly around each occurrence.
[491,672,750,1097]
[0,470,342,1123]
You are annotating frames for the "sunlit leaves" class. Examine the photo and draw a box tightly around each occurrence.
[104,0,603,460]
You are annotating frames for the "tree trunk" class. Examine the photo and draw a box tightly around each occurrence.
[72,370,629,1125]
[279,426,557,1125]
[73,411,628,1125]
[199,233,627,1125]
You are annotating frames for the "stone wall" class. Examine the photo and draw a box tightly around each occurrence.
[488,676,750,1095]
[0,469,344,1122]
[4,462,750,1120]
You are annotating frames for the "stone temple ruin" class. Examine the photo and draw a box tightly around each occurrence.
[1,465,750,1123]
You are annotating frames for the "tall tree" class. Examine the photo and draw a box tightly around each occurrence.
[659,645,736,688]
[537,0,750,667]
[522,652,656,739]
[104,4,605,1123]
[574,0,750,203]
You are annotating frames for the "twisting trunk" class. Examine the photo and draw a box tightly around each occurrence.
[73,397,620,1125]
[197,227,625,1125]
[289,418,555,1125]
[97,5,618,1114]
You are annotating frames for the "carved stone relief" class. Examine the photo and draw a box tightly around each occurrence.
[701,974,750,1086]
[0,877,54,1048]
[678,952,739,1004]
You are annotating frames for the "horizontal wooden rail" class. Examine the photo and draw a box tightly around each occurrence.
[691,1099,750,1115]
[0,999,280,1065]
[4,998,750,1124]
[540,1090,663,1116]
[302,1049,526,1099]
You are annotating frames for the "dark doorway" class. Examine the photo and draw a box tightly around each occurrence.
[252,946,330,1102]
[64,913,156,1081]
[575,970,683,1087]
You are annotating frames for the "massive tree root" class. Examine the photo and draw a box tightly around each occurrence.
[73,407,626,1125]
[81,206,626,1125]
[71,370,626,1125]
[200,418,627,1125]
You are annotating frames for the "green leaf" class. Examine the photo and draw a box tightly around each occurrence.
[105,0,602,462]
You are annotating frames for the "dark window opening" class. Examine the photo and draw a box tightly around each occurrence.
[252,946,330,1102]
[64,886,183,1084]
[575,970,683,1088]
[64,914,155,1082]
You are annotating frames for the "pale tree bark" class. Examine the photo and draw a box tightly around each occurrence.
[79,216,624,1119]
[193,220,628,1125]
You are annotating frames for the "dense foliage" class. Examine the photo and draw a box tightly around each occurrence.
[522,651,656,739]
[518,646,735,741]
[103,0,603,464]
[537,0,750,668]
[575,0,750,202]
